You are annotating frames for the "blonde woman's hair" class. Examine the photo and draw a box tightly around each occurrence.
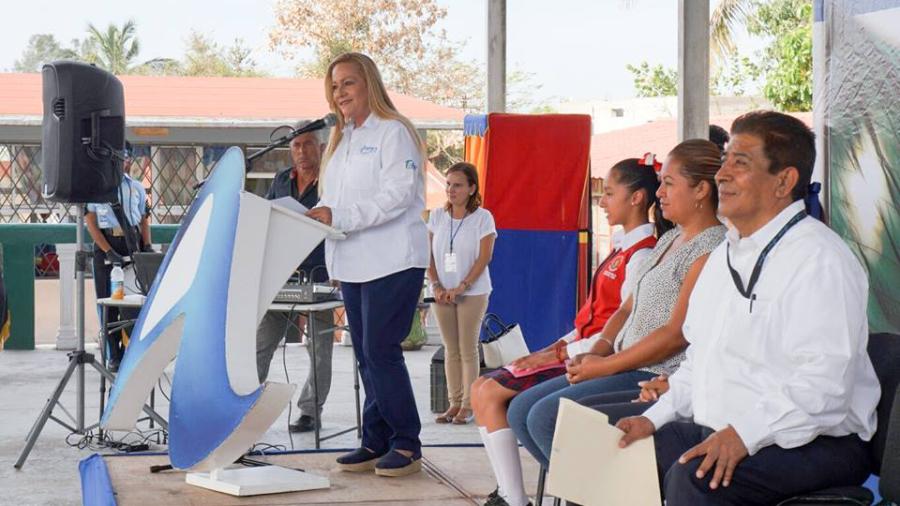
[321,52,425,187]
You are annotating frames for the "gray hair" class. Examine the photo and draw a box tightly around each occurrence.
[294,119,328,145]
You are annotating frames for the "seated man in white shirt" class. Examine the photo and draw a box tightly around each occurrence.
[616,110,881,505]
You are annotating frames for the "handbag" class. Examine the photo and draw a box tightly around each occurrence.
[480,313,530,368]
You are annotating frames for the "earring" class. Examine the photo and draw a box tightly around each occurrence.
[695,202,703,210]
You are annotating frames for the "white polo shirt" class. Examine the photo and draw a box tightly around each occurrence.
[643,201,880,455]
[319,113,429,283]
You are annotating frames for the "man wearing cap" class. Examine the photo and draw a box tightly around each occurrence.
[255,124,334,434]
[85,141,152,371]
[617,111,880,505]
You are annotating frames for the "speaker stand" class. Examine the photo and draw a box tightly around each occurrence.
[13,204,164,469]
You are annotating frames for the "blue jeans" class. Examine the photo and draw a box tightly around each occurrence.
[508,370,655,467]
[340,268,424,454]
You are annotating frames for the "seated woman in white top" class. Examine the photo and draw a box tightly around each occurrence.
[428,162,497,425]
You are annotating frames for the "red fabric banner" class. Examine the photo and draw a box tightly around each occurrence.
[483,113,592,231]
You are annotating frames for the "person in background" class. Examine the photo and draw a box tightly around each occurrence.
[709,124,730,153]
[471,156,668,506]
[306,52,428,477]
[617,111,879,505]
[85,141,151,371]
[255,125,334,434]
[428,162,496,426]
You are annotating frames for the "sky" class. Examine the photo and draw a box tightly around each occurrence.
[0,0,743,104]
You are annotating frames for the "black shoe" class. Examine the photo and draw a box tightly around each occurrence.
[484,487,503,506]
[288,415,320,433]
[484,492,532,506]
[374,449,422,477]
[336,447,385,472]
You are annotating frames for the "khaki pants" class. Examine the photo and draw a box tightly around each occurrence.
[432,293,489,410]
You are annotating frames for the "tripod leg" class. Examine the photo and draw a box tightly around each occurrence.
[89,360,169,430]
[15,356,81,469]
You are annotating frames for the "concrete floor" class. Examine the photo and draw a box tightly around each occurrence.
[0,342,512,506]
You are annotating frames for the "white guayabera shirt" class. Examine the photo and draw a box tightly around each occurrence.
[643,200,880,455]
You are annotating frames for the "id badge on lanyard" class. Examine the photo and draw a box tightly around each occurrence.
[446,213,466,274]
[444,252,458,273]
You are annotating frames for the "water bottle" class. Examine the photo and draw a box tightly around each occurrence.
[110,264,125,300]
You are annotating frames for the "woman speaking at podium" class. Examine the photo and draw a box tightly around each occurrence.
[306,52,428,478]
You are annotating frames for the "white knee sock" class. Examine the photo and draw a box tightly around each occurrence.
[487,428,529,506]
[479,426,502,492]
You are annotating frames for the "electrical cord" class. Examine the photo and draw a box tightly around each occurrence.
[280,305,298,450]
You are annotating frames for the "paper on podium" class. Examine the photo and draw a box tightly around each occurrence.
[269,196,345,241]
[547,399,661,506]
[272,196,308,214]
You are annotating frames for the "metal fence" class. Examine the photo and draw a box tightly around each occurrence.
[0,141,291,276]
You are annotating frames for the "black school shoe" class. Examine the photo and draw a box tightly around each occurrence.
[336,447,385,472]
[485,496,532,506]
[288,415,320,433]
[374,449,422,477]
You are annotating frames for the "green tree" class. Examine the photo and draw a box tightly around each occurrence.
[750,0,813,111]
[269,0,552,172]
[178,32,264,77]
[12,34,80,72]
[84,20,140,74]
[626,61,678,97]
[710,0,752,63]
[627,0,812,110]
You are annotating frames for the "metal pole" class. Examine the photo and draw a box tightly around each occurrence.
[76,204,85,432]
[677,0,710,141]
[487,0,507,113]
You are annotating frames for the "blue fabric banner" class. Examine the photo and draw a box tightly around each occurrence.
[484,229,578,350]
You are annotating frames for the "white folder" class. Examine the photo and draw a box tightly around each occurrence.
[546,398,662,506]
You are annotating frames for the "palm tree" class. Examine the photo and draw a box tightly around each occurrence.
[85,20,140,74]
[710,0,752,62]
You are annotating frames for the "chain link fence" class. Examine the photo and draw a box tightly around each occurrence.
[0,141,291,277]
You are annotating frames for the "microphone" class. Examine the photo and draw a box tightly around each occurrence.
[193,114,338,190]
[271,113,338,146]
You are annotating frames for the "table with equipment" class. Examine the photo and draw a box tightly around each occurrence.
[268,299,361,449]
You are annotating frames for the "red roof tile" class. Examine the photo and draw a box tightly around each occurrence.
[0,73,464,125]
[590,112,812,178]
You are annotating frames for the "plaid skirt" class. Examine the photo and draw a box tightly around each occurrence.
[482,365,567,392]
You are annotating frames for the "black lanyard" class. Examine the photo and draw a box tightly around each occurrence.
[726,210,806,312]
[449,212,467,253]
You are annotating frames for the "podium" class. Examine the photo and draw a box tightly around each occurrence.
[101,147,342,495]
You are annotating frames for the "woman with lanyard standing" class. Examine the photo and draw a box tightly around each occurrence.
[306,52,428,478]
[428,162,497,426]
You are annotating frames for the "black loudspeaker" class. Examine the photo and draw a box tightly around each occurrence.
[41,61,125,203]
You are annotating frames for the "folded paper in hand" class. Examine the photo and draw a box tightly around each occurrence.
[547,399,661,506]
[503,361,565,379]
